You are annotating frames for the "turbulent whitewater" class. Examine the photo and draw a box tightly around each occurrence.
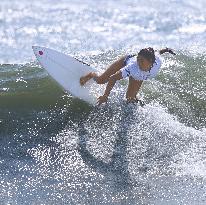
[0,0,206,204]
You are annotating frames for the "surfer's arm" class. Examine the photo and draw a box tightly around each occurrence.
[159,48,176,55]
[97,71,122,105]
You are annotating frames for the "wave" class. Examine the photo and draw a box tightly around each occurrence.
[0,52,205,204]
[0,51,205,128]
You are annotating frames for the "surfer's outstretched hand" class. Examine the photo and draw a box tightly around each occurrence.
[97,95,108,105]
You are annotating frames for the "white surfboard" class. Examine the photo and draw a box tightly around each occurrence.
[32,46,105,105]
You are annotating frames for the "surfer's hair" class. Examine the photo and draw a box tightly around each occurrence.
[138,47,156,64]
[138,47,176,64]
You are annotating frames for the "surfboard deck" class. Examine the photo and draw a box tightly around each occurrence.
[32,46,104,105]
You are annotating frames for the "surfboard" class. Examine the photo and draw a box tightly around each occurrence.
[32,46,104,105]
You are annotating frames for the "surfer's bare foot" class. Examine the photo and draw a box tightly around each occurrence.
[80,72,97,86]
[80,76,89,86]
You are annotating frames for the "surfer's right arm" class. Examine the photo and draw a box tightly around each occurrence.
[97,71,123,105]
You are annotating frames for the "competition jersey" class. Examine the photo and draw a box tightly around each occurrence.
[121,55,162,81]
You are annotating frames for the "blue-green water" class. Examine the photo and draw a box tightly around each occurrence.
[0,0,206,204]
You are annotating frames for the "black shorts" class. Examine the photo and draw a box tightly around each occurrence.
[123,54,136,66]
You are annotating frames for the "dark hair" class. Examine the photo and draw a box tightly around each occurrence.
[138,47,156,64]
[138,47,176,64]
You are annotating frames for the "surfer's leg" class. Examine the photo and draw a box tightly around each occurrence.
[94,56,126,84]
[80,56,126,85]
[126,77,143,102]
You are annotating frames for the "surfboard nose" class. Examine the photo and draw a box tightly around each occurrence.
[32,46,45,57]
[32,45,39,52]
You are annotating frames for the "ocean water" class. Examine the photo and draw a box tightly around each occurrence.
[0,0,206,204]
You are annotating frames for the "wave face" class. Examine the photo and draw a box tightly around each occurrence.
[1,52,205,128]
[0,0,206,204]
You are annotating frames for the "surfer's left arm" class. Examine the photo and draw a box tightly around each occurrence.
[97,71,122,105]
[159,48,176,55]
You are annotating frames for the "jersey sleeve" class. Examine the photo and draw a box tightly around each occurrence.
[148,56,162,79]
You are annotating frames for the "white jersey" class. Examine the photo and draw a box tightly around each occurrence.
[121,56,162,81]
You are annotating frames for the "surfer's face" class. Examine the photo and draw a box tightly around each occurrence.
[137,55,153,71]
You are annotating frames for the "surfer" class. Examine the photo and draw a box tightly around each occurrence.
[80,47,176,105]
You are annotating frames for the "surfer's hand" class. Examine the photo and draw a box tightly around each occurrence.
[97,95,108,105]
[166,48,176,55]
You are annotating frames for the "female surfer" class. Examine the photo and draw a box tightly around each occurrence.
[80,47,176,105]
